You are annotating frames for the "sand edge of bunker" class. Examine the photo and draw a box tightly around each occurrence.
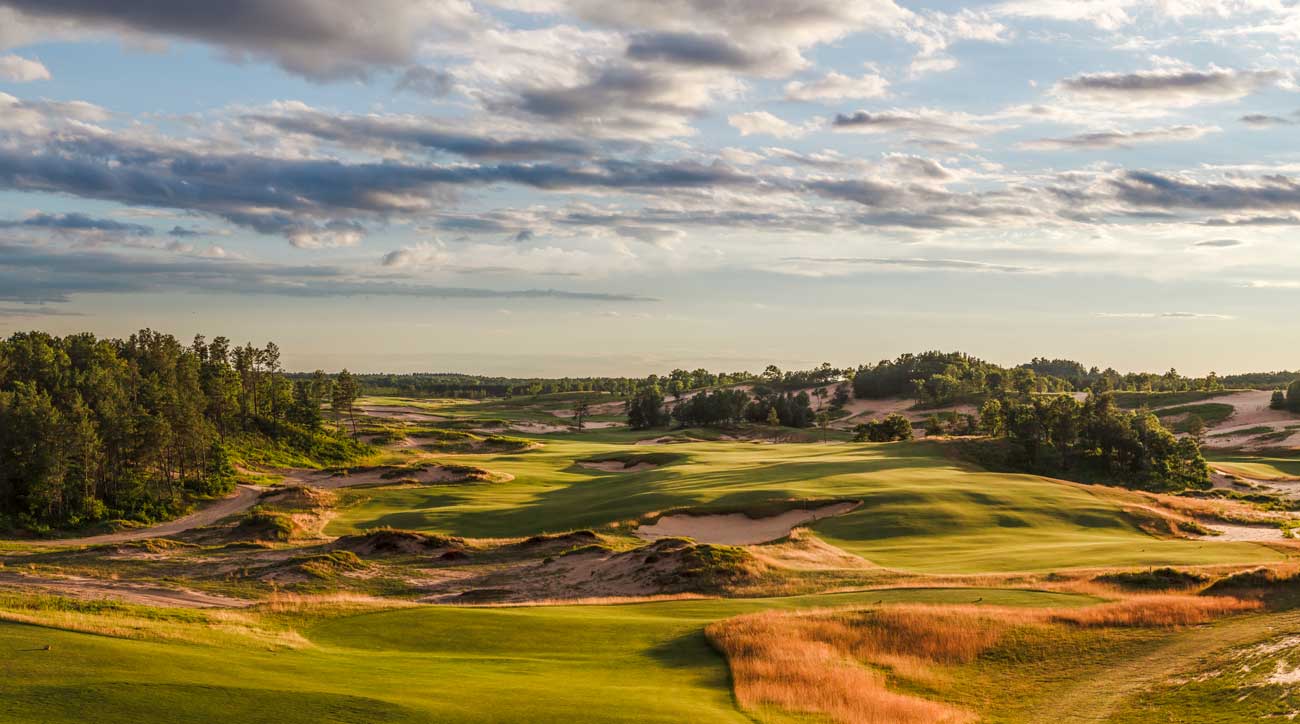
[636,500,862,546]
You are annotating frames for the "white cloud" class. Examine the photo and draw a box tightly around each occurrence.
[785,70,889,102]
[0,54,49,81]
[728,110,811,138]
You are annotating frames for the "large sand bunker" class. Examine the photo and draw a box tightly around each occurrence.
[636,502,859,545]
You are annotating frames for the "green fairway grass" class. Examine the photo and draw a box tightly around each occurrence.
[327,437,1282,574]
[1208,453,1300,480]
[0,587,1093,724]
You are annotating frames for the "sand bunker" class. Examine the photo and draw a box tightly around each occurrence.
[1198,523,1286,542]
[357,405,448,422]
[579,461,657,472]
[636,502,859,545]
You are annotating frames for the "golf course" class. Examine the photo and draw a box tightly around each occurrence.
[4,379,1300,723]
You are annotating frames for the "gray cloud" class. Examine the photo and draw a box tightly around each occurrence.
[1113,170,1300,211]
[1192,238,1244,248]
[0,242,655,304]
[831,110,982,139]
[1241,113,1293,127]
[244,108,596,161]
[395,66,454,98]
[0,0,466,80]
[626,32,756,69]
[0,212,151,236]
[1019,125,1217,150]
[1058,67,1284,105]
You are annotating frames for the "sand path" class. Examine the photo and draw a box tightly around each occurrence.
[636,502,859,545]
[21,485,262,548]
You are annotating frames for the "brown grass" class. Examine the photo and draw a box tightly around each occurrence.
[706,594,1259,724]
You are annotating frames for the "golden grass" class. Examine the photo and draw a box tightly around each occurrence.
[706,594,1259,724]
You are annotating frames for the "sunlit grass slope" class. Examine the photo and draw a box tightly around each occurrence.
[0,588,1091,724]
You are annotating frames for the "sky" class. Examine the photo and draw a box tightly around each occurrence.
[0,0,1298,376]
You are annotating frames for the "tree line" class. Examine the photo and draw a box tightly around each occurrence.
[0,330,363,530]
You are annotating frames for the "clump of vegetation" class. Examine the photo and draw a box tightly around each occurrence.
[853,413,913,442]
[232,508,295,542]
[292,550,366,579]
[333,528,464,556]
[1095,567,1210,590]
[1201,567,1300,598]
[582,452,684,468]
[640,538,765,590]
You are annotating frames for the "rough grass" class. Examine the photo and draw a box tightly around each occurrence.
[707,596,1259,724]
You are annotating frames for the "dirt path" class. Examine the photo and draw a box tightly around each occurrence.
[22,485,262,548]
[1029,609,1300,722]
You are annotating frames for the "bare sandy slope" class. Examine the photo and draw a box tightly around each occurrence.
[0,571,252,608]
[636,502,859,545]
[1186,390,1299,449]
[1197,523,1286,542]
[23,485,262,548]
[357,405,448,422]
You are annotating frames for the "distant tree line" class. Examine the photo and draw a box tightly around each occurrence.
[0,330,362,530]
[352,368,759,400]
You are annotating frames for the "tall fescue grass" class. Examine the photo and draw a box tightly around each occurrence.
[706,595,1259,724]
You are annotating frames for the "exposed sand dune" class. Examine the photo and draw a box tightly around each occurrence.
[357,405,448,421]
[636,502,859,545]
[1197,523,1287,542]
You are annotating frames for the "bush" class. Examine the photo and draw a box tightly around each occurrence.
[1095,567,1210,590]
[853,413,914,442]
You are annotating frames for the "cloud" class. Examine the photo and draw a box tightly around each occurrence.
[831,109,991,140]
[244,104,596,160]
[625,31,792,74]
[1018,125,1219,150]
[0,241,655,305]
[0,0,477,81]
[785,70,889,102]
[1113,170,1300,212]
[1244,280,1300,289]
[1241,113,1295,127]
[728,111,811,138]
[612,225,683,247]
[0,212,151,236]
[1192,238,1244,248]
[0,305,83,317]
[783,256,1035,273]
[395,66,455,98]
[1056,66,1286,107]
[0,53,48,81]
[1095,311,1235,319]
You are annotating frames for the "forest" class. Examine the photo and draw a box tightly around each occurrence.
[0,330,364,530]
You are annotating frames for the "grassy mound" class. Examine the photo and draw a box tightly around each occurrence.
[333,528,465,556]
[1094,567,1211,590]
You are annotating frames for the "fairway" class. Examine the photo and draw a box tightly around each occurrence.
[329,437,1281,573]
[0,588,1094,724]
